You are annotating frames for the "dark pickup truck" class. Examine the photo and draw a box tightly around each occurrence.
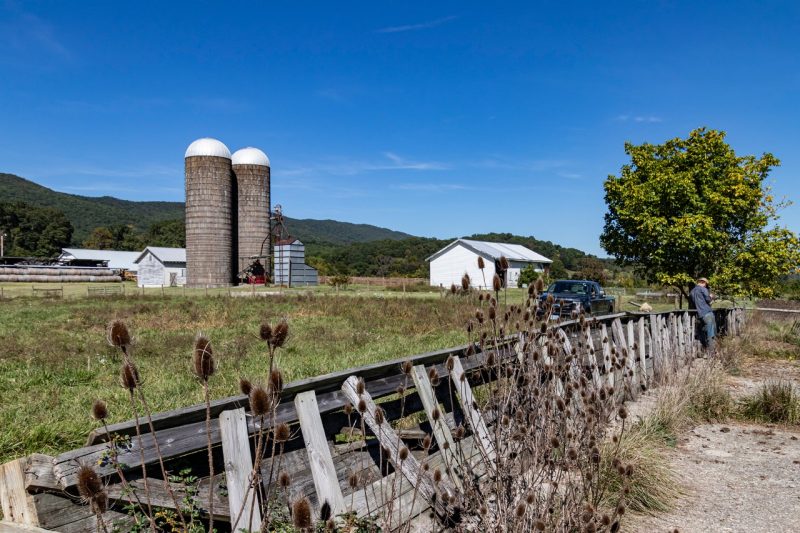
[538,280,616,317]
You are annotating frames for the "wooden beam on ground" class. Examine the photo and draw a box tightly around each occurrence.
[583,325,602,389]
[295,391,347,517]
[637,317,648,385]
[600,323,614,387]
[219,408,261,533]
[448,357,496,464]
[341,375,454,520]
[0,459,36,526]
[0,521,56,532]
[410,365,461,488]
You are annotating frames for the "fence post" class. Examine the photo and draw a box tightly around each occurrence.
[219,408,261,531]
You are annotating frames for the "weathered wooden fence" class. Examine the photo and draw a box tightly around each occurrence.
[0,308,746,532]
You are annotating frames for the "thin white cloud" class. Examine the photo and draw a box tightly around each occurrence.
[616,114,662,123]
[281,152,449,177]
[376,15,458,34]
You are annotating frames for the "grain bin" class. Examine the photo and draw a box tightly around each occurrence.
[185,138,234,287]
[232,147,271,279]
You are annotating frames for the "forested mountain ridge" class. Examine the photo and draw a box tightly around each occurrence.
[0,173,412,246]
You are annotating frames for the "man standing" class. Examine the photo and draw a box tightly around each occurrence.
[690,277,715,354]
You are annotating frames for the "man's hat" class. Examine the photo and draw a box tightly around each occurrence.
[697,277,709,284]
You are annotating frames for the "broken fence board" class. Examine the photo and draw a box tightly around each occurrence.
[295,391,347,517]
[219,408,261,533]
[448,356,496,465]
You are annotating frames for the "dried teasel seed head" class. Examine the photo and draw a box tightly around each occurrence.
[446,355,455,371]
[343,401,353,415]
[193,334,215,381]
[499,256,509,270]
[77,464,103,499]
[455,425,465,439]
[292,497,312,530]
[461,273,470,291]
[279,471,291,488]
[259,322,272,341]
[348,473,359,489]
[567,447,578,460]
[450,283,458,294]
[107,320,131,347]
[488,305,497,321]
[433,468,442,483]
[357,399,367,413]
[250,385,271,416]
[625,464,634,477]
[319,500,332,521]
[92,491,108,513]
[486,352,496,366]
[493,274,502,292]
[431,407,441,421]
[326,519,335,531]
[356,378,365,395]
[601,514,611,526]
[399,447,409,461]
[534,519,546,531]
[271,319,289,348]
[477,256,485,269]
[550,436,560,448]
[374,406,385,425]
[401,360,413,375]
[275,422,291,442]
[618,406,628,420]
[91,400,108,421]
[516,503,526,517]
[120,362,140,391]
[270,369,284,394]
[422,434,432,450]
[239,377,252,396]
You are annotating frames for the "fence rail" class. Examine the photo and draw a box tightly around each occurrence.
[0,308,746,532]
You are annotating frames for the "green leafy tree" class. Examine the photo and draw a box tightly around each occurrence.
[574,257,607,284]
[518,264,540,287]
[146,219,185,248]
[601,127,800,299]
[0,201,73,257]
[83,227,116,249]
[547,257,568,280]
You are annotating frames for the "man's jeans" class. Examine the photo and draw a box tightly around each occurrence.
[702,311,716,353]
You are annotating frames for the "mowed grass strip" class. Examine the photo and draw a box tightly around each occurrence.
[0,294,476,462]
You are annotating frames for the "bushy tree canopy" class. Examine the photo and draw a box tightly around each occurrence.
[0,201,73,257]
[601,128,800,298]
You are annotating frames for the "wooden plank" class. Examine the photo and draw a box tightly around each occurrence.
[219,408,261,533]
[295,391,347,516]
[340,376,454,519]
[448,357,496,464]
[649,315,662,381]
[600,323,614,387]
[625,319,639,390]
[105,475,229,520]
[22,455,57,492]
[583,325,602,389]
[410,365,461,487]
[0,459,36,526]
[637,317,647,386]
[0,521,56,532]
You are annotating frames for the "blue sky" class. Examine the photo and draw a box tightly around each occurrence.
[1,1,799,255]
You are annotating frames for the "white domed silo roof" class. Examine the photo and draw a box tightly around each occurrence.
[232,147,270,167]
[185,138,231,159]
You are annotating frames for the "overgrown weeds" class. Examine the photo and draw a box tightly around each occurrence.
[739,380,800,424]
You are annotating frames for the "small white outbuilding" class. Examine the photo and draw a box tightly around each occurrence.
[134,247,187,287]
[427,239,552,289]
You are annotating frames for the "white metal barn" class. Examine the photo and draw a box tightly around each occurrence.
[58,248,140,273]
[427,239,552,289]
[134,247,187,287]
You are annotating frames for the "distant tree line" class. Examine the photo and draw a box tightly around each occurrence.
[0,201,73,257]
[0,200,184,257]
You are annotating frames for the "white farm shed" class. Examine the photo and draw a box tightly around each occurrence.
[134,247,187,287]
[59,248,140,273]
[427,239,552,289]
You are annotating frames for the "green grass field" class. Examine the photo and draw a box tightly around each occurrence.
[0,282,687,463]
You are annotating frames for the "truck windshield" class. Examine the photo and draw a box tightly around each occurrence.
[548,281,589,294]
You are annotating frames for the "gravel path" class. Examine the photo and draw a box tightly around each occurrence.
[630,358,800,533]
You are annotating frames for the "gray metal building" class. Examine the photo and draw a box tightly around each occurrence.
[274,239,318,286]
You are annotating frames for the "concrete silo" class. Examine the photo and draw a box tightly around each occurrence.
[232,147,271,280]
[184,138,234,287]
